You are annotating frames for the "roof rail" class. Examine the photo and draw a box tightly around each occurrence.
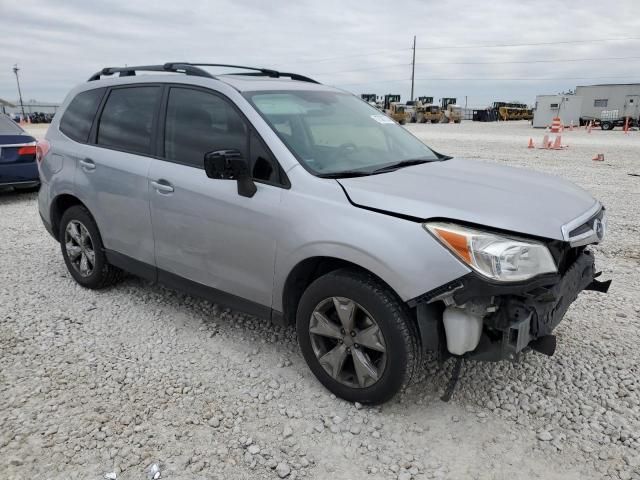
[88,64,214,82]
[165,63,320,84]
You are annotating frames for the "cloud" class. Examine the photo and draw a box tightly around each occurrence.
[1,0,639,105]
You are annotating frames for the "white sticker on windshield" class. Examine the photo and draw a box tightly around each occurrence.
[371,114,395,124]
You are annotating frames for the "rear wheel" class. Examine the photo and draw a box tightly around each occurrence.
[601,122,611,130]
[296,269,420,404]
[59,206,123,289]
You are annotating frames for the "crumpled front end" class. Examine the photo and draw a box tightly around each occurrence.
[413,247,611,362]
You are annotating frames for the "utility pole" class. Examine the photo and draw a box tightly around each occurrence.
[12,64,26,121]
[410,36,416,102]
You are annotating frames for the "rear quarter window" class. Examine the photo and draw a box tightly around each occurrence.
[59,88,105,142]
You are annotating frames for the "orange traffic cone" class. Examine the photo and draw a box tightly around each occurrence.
[592,153,604,161]
[527,138,535,149]
[541,134,549,149]
[587,121,592,134]
[570,121,574,131]
[624,117,629,134]
[551,136,563,150]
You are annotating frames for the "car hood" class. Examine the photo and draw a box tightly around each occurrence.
[337,158,598,241]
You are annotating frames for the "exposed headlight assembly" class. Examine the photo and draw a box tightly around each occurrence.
[424,222,557,282]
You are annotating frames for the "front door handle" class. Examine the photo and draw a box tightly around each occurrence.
[151,180,174,193]
[79,158,96,171]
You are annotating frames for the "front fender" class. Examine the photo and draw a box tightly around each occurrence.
[271,206,470,312]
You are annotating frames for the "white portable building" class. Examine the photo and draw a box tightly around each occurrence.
[533,95,583,128]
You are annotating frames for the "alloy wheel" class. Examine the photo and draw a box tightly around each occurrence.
[64,220,95,277]
[309,297,387,388]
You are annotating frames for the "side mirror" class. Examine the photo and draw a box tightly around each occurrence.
[204,149,257,198]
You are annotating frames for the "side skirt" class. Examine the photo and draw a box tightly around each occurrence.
[104,249,285,325]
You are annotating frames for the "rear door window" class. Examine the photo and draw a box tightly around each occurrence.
[59,88,105,142]
[97,86,161,155]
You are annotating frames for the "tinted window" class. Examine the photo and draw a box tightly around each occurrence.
[97,87,160,155]
[164,88,247,168]
[59,88,105,142]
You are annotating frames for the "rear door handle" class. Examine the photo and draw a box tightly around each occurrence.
[79,158,96,171]
[151,180,174,194]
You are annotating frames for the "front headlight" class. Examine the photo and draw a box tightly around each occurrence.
[424,222,557,282]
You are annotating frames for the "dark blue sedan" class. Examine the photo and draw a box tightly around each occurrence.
[0,114,40,192]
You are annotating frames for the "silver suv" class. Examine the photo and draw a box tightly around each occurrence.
[37,63,610,404]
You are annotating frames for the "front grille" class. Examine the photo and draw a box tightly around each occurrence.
[568,208,605,238]
[561,204,606,247]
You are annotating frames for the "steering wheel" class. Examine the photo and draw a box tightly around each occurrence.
[337,143,358,155]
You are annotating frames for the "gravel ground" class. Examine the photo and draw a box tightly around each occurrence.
[1,121,639,480]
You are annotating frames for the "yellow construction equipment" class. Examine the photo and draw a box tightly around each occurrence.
[415,97,443,123]
[441,98,462,123]
[494,102,530,121]
[384,94,410,125]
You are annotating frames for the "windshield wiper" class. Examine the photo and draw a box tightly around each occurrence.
[370,158,432,174]
[317,170,373,179]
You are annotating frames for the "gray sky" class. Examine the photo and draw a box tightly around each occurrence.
[1,0,639,106]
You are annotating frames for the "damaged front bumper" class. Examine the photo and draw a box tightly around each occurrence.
[413,249,611,362]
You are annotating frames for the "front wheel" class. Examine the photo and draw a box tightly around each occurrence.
[296,269,420,404]
[601,122,611,130]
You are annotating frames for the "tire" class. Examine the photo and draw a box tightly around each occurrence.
[59,205,123,289]
[601,122,611,131]
[399,119,406,125]
[296,269,421,404]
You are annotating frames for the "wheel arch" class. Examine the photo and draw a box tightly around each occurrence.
[50,193,89,241]
[280,256,407,327]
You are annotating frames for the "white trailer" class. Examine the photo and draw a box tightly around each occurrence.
[576,83,640,123]
[532,95,582,128]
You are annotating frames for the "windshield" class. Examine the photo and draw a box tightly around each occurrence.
[245,91,439,176]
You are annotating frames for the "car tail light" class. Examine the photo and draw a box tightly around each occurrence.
[36,140,51,163]
[18,145,37,156]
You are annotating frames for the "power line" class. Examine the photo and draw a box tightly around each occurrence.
[307,62,409,75]
[336,75,640,86]
[276,36,640,68]
[307,56,640,76]
[414,55,640,65]
[414,36,640,50]
[272,48,409,66]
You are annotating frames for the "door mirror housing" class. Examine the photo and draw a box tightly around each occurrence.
[204,149,257,198]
